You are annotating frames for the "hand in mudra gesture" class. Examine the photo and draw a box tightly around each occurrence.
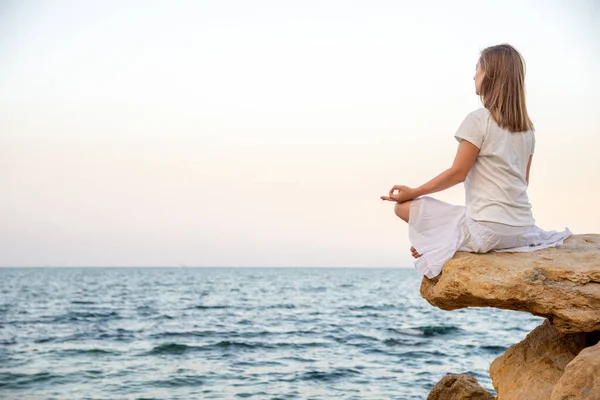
[380,185,415,203]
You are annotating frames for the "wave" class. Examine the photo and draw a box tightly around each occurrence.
[348,304,397,311]
[342,333,380,342]
[383,338,421,347]
[51,311,120,323]
[54,348,118,356]
[298,368,362,382]
[144,340,330,355]
[388,325,462,337]
[479,345,508,353]
[35,328,139,344]
[190,304,297,310]
[0,372,64,389]
[232,360,284,368]
[266,304,297,309]
[326,333,380,344]
[150,330,219,339]
[97,328,138,342]
[277,356,316,363]
[146,343,199,355]
[190,305,230,310]
[235,391,270,398]
[397,350,448,359]
[147,376,206,387]
[151,329,318,340]
[156,314,176,320]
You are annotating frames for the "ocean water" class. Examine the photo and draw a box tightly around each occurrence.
[0,267,544,400]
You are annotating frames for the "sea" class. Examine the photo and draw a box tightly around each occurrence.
[0,267,544,400]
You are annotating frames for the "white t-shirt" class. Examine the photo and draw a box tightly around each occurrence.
[454,108,535,227]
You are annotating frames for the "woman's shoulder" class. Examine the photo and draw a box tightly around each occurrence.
[460,108,490,132]
[455,108,491,147]
[466,107,490,120]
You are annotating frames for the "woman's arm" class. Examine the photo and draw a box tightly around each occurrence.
[526,154,533,185]
[382,139,480,203]
[411,139,480,197]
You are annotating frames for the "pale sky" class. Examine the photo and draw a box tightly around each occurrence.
[1,0,598,267]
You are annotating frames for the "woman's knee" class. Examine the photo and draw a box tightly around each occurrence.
[394,201,411,222]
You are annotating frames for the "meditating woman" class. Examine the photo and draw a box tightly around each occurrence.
[380,44,572,279]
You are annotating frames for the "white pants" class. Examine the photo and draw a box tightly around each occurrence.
[408,196,572,279]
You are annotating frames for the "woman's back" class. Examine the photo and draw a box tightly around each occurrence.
[455,107,535,227]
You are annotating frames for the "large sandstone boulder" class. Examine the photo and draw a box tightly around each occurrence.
[489,319,598,400]
[420,234,600,333]
[427,374,495,400]
[550,341,600,399]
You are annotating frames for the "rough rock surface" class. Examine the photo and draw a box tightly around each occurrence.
[489,319,599,400]
[427,374,495,400]
[550,341,600,400]
[420,234,600,333]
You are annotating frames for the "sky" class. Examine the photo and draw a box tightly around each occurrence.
[1,0,598,267]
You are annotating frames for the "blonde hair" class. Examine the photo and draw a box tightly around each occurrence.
[478,44,534,133]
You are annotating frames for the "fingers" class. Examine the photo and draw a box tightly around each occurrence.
[410,246,421,258]
[382,195,402,202]
[389,185,399,197]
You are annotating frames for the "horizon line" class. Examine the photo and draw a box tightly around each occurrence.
[0,265,414,269]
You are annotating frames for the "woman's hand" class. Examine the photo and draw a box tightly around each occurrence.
[380,185,415,203]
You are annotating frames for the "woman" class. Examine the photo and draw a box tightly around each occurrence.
[380,44,572,279]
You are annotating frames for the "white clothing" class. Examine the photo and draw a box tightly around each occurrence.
[409,196,572,279]
[454,108,535,227]
[407,108,571,279]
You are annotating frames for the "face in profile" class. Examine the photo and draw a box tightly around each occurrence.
[474,61,484,95]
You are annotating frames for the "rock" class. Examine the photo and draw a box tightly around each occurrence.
[420,234,600,333]
[427,373,495,400]
[550,341,600,399]
[489,319,600,400]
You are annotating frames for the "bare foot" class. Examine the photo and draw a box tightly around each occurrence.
[410,246,421,259]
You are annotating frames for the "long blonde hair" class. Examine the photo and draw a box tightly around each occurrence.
[478,44,534,133]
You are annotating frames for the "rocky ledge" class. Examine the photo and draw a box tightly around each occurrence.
[421,234,600,333]
[421,234,600,399]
